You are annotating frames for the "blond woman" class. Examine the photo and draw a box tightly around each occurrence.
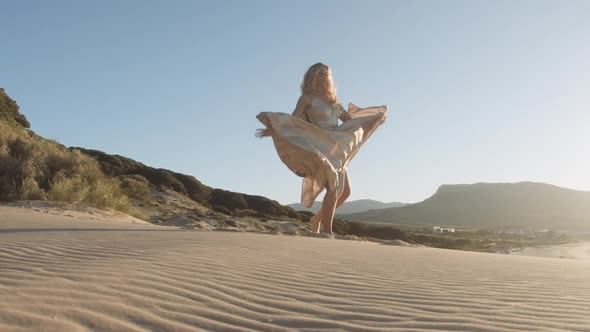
[256,63,387,236]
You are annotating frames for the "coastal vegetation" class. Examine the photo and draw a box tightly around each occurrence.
[0,89,137,215]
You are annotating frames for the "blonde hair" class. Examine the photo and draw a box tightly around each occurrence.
[300,62,338,104]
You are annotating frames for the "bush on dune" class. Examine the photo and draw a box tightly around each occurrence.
[211,204,232,215]
[72,147,212,205]
[0,120,139,217]
[209,189,247,211]
[0,88,30,128]
[49,173,132,212]
[120,175,151,202]
[241,193,300,219]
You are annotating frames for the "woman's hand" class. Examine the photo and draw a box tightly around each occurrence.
[340,111,352,122]
[338,103,352,122]
[255,128,271,138]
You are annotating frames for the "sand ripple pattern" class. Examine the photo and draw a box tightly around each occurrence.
[1,225,590,331]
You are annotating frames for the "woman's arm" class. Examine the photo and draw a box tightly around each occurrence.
[255,94,311,138]
[292,94,311,120]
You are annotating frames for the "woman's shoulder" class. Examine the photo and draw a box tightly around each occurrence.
[299,93,313,104]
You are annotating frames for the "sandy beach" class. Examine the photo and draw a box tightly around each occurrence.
[1,205,589,332]
[513,241,590,261]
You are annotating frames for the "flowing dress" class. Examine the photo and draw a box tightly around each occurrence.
[256,97,387,208]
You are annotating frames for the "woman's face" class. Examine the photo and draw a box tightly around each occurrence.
[315,67,330,89]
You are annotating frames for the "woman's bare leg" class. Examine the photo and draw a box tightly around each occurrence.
[310,212,322,233]
[335,172,350,209]
[309,174,350,233]
[321,189,338,235]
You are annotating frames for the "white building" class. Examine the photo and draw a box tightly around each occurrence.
[433,226,455,234]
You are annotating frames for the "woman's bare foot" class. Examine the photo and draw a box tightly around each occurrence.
[302,231,335,239]
[315,232,335,239]
[309,214,322,233]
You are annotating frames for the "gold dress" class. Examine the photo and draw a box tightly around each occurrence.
[257,96,387,208]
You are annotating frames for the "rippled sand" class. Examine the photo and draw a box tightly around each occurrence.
[513,241,590,261]
[1,206,590,331]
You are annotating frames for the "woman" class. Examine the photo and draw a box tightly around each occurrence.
[256,63,387,236]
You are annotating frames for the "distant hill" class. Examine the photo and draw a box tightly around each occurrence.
[341,182,590,230]
[289,199,407,215]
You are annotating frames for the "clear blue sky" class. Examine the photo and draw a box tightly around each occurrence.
[2,1,589,204]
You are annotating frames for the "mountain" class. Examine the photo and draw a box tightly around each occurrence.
[288,199,407,215]
[342,182,590,229]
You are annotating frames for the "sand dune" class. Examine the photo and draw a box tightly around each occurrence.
[1,206,589,331]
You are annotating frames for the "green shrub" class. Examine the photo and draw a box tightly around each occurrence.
[120,175,151,201]
[20,177,45,200]
[253,212,273,219]
[233,208,258,217]
[211,204,232,215]
[48,173,136,215]
[48,174,91,203]
[170,172,211,204]
[367,226,409,241]
[0,155,20,198]
[242,193,299,218]
[0,88,30,128]
[296,211,314,221]
[209,189,247,211]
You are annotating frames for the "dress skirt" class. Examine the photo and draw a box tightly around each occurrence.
[256,103,387,208]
